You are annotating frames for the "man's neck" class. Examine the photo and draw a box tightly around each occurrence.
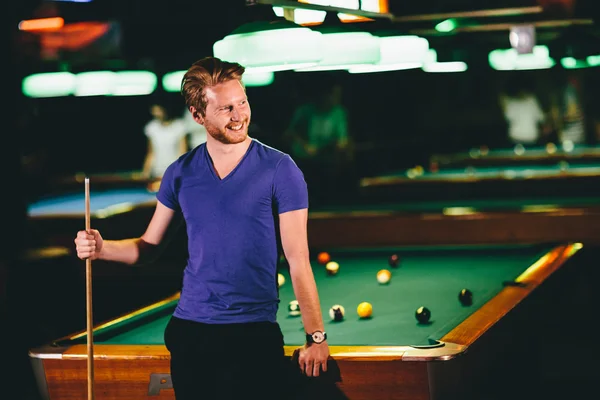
[206,136,252,161]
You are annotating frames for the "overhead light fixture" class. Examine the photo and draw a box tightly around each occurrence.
[489,45,555,70]
[295,12,380,72]
[22,72,75,98]
[271,0,389,24]
[422,49,468,73]
[112,71,157,96]
[435,18,458,33]
[162,70,186,93]
[348,33,429,73]
[213,18,323,73]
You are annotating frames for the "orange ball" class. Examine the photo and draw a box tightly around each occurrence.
[317,252,331,265]
[357,302,373,318]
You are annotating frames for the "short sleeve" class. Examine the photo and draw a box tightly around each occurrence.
[273,155,309,214]
[144,121,152,138]
[156,162,180,211]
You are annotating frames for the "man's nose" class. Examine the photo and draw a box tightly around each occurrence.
[231,108,241,121]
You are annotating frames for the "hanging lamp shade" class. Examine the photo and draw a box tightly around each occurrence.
[294,12,380,72]
[422,49,468,73]
[213,19,323,73]
[349,33,429,73]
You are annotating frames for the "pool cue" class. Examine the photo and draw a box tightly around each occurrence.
[85,177,95,400]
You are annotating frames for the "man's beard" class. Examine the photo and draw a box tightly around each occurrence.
[205,119,249,145]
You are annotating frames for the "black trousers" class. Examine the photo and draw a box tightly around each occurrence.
[164,316,292,400]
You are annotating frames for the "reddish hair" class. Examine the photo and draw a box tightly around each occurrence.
[181,57,245,117]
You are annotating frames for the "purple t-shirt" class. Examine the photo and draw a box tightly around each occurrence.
[157,139,308,324]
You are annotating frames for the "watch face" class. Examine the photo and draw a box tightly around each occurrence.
[312,331,325,343]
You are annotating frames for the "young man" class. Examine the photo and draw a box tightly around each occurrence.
[74,57,330,399]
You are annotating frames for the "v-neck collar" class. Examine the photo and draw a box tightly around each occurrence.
[205,139,255,183]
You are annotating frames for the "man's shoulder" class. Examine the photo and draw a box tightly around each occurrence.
[166,144,205,175]
[252,139,290,161]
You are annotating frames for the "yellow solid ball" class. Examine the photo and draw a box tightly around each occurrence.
[357,302,373,318]
[277,273,285,287]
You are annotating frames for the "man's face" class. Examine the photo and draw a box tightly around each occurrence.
[200,80,251,145]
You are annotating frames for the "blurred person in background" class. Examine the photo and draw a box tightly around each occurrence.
[142,97,188,179]
[183,106,208,150]
[499,75,550,146]
[284,81,354,205]
[551,74,587,145]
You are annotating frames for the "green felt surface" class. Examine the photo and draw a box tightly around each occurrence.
[72,244,553,347]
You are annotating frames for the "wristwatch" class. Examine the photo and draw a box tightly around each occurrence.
[306,330,327,344]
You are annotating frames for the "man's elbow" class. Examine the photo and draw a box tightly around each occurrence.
[133,238,162,266]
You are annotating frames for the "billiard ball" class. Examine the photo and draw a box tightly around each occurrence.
[429,161,439,173]
[459,289,473,306]
[277,273,285,287]
[325,261,340,276]
[514,143,525,155]
[546,142,557,154]
[329,305,345,321]
[388,254,400,268]
[562,140,574,153]
[559,161,569,172]
[288,300,301,317]
[376,269,391,284]
[317,252,331,265]
[357,302,372,319]
[415,306,431,324]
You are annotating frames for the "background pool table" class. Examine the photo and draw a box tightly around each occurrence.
[430,144,600,169]
[28,187,158,218]
[359,162,600,202]
[30,242,583,400]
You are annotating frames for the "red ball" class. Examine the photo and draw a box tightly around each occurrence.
[317,252,331,265]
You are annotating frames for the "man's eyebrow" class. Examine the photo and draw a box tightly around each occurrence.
[216,98,247,109]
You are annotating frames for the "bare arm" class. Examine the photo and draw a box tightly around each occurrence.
[280,208,324,334]
[142,140,154,178]
[178,136,188,155]
[280,208,329,377]
[75,202,181,265]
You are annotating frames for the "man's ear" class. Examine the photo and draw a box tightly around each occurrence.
[190,106,204,125]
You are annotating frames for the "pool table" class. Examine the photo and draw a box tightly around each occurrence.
[30,242,583,400]
[27,187,160,246]
[27,187,600,249]
[359,162,600,202]
[28,187,158,219]
[430,144,600,169]
[308,196,600,247]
